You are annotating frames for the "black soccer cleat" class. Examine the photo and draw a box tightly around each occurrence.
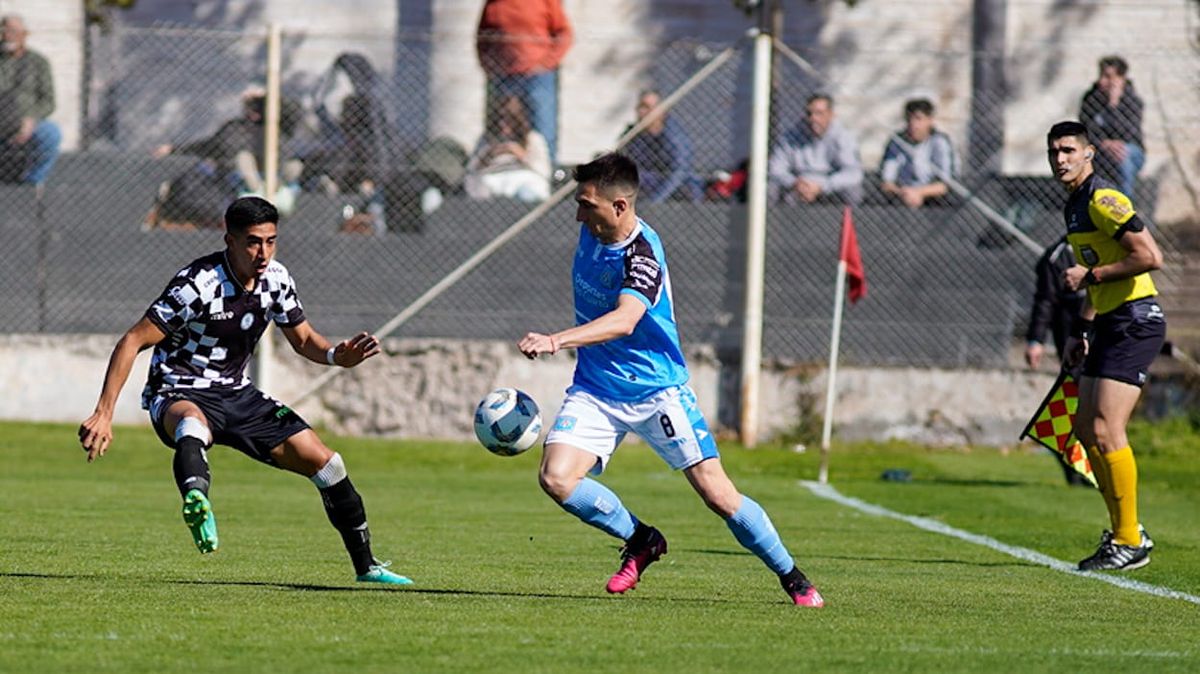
[1077,539,1150,572]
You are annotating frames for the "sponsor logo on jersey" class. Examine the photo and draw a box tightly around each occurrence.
[1096,193,1131,220]
[211,310,234,321]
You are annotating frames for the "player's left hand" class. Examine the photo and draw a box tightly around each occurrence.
[518,332,558,359]
[1062,265,1088,292]
[332,332,381,367]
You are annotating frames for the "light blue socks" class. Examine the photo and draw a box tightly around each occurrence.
[561,478,638,540]
[726,496,794,574]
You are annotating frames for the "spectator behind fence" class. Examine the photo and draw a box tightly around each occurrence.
[0,14,61,185]
[768,93,863,205]
[1025,235,1090,488]
[622,89,702,203]
[148,87,301,229]
[463,94,551,203]
[879,98,957,208]
[1079,55,1144,197]
[1025,234,1085,371]
[476,0,572,165]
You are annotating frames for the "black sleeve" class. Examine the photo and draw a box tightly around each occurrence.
[621,237,664,305]
[1026,252,1058,344]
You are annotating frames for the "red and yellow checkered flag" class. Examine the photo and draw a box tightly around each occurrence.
[1020,371,1097,487]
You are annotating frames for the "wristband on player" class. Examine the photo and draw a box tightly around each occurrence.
[326,346,338,366]
[1070,318,1094,341]
[1083,268,1099,286]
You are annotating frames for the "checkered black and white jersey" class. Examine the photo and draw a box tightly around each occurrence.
[140,251,306,409]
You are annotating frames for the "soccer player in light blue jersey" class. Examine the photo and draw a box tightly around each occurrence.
[518,153,823,606]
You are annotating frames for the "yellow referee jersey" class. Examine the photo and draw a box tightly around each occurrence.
[1063,175,1157,315]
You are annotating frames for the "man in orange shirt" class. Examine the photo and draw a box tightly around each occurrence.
[477,0,572,166]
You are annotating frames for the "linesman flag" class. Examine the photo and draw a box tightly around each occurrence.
[1019,371,1097,487]
[840,206,867,303]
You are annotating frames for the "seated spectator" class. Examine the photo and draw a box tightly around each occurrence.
[768,93,863,205]
[463,94,551,202]
[148,87,301,229]
[879,98,957,208]
[1079,55,1144,196]
[622,89,701,203]
[0,14,61,185]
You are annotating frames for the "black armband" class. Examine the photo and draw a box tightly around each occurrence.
[1070,318,1094,340]
[1083,268,1099,286]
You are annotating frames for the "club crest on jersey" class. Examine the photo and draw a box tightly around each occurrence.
[599,267,619,289]
[240,314,254,330]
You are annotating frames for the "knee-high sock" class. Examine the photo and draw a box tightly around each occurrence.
[1103,447,1140,547]
[725,496,794,575]
[173,418,211,497]
[560,478,638,540]
[1086,445,1118,529]
[312,454,375,576]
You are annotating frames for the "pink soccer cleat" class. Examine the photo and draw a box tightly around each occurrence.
[780,568,825,607]
[606,525,668,594]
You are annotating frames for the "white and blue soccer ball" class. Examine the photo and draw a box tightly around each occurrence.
[473,388,542,456]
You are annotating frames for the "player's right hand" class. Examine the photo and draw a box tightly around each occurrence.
[78,412,114,463]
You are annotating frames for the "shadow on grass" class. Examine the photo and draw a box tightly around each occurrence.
[815,554,1039,568]
[1,572,753,604]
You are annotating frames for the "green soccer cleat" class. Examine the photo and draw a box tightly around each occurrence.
[181,489,218,554]
[356,559,413,586]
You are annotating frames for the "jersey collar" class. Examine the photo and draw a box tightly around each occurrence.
[604,218,644,251]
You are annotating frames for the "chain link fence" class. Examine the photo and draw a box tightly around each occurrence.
[1,23,1195,371]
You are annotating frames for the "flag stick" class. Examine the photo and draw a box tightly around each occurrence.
[818,259,848,484]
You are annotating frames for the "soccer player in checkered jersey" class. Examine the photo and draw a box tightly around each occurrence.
[1048,121,1165,571]
[78,196,411,586]
[517,153,823,606]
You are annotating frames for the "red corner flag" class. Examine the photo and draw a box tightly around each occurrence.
[839,206,867,303]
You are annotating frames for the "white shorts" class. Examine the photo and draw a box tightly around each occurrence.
[544,384,720,474]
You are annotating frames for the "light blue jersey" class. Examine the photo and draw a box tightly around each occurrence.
[571,218,689,401]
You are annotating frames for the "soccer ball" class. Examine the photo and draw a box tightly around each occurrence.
[473,388,542,456]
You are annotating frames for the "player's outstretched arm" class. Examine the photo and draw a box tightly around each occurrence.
[282,322,381,368]
[79,317,166,462]
[518,294,647,359]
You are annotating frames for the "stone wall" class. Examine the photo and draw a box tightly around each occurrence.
[3,333,1057,449]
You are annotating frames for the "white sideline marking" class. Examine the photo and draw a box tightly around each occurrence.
[801,480,1200,606]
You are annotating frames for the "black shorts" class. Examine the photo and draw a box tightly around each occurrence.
[1083,297,1166,388]
[148,386,311,466]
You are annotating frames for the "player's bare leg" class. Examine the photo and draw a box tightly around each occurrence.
[1076,378,1151,571]
[539,443,664,594]
[162,401,218,553]
[685,458,823,606]
[273,430,411,585]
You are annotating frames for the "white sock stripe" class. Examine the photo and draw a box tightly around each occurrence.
[310,452,347,489]
[174,417,211,446]
[801,481,1200,606]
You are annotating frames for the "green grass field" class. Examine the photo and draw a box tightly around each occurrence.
[2,420,1198,673]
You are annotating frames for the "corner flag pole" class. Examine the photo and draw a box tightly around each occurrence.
[818,259,847,484]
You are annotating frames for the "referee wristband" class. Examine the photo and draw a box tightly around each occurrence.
[1070,319,1094,340]
[325,347,338,366]
[1083,268,1099,286]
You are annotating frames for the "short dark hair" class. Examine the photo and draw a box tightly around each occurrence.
[806,93,833,108]
[573,153,640,196]
[225,196,278,234]
[1047,120,1090,145]
[904,98,934,117]
[1098,55,1128,76]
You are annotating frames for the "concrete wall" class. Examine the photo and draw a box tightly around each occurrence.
[4,333,1056,449]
